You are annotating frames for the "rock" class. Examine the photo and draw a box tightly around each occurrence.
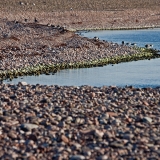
[143,117,152,123]
[70,155,85,160]
[40,98,48,103]
[19,82,27,86]
[99,155,108,160]
[0,108,3,115]
[58,121,66,127]
[123,134,134,140]
[20,123,39,131]
[110,142,124,148]
[107,112,118,117]
[56,115,62,121]
[94,129,104,138]
[66,116,73,123]
[99,113,109,124]
[112,119,121,126]
[143,101,149,106]
[28,134,38,142]
[19,2,24,5]
[89,92,95,98]
[61,135,69,144]
[8,131,17,139]
[75,118,85,124]
[73,143,82,150]
[28,156,37,160]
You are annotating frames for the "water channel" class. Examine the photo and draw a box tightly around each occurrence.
[4,28,160,88]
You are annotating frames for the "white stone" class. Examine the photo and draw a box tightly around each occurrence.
[20,81,27,86]
[70,155,85,160]
[143,117,152,123]
[94,129,104,138]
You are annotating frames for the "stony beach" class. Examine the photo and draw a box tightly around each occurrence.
[0,0,160,159]
[0,82,160,159]
[0,19,159,80]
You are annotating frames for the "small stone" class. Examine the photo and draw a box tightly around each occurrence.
[19,2,24,5]
[28,156,37,160]
[66,116,73,123]
[56,115,62,121]
[112,119,121,126]
[123,134,134,140]
[110,142,124,148]
[19,82,27,86]
[0,108,3,115]
[73,143,82,150]
[143,117,152,123]
[99,155,108,160]
[143,101,149,106]
[107,112,118,117]
[90,92,95,98]
[20,123,38,131]
[61,135,69,144]
[94,129,104,138]
[70,155,85,160]
[75,118,84,124]
[28,134,38,142]
[58,121,66,127]
[8,131,17,139]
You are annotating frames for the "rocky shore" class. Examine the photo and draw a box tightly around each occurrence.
[0,6,160,159]
[0,19,159,81]
[0,82,160,159]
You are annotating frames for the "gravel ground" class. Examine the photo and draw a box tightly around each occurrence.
[0,19,139,72]
[0,82,160,159]
[1,8,160,31]
[0,4,160,159]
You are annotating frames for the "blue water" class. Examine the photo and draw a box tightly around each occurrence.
[79,28,160,50]
[4,29,160,88]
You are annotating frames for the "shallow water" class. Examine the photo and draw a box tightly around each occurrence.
[79,28,160,50]
[4,29,160,88]
[4,58,160,88]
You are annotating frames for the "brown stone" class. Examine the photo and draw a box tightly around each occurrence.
[61,135,69,144]
[107,112,118,117]
[28,156,37,160]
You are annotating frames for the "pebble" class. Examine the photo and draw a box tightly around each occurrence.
[94,129,104,138]
[61,135,69,144]
[70,155,85,160]
[19,82,28,86]
[143,117,152,123]
[99,155,108,160]
[20,123,39,131]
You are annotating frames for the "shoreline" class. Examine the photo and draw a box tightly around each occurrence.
[0,7,160,159]
[74,26,160,32]
[1,50,160,81]
[0,18,160,81]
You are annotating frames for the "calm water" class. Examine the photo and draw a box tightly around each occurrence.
[79,28,160,50]
[4,29,160,88]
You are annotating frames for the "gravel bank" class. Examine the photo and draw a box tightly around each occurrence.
[0,19,159,80]
[0,7,160,159]
[0,82,160,159]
